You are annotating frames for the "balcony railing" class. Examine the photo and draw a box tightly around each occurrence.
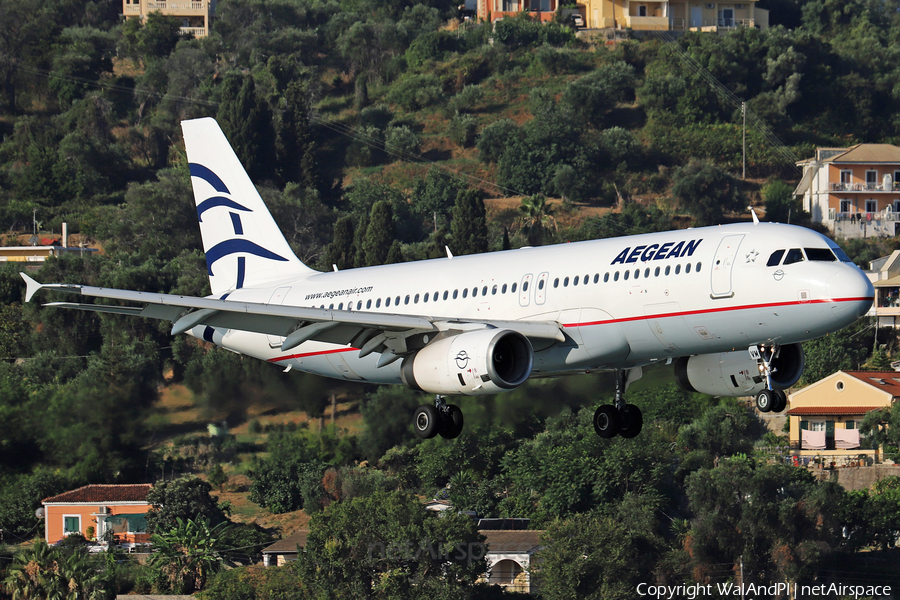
[832,181,900,192]
[124,5,141,14]
[180,26,207,37]
[834,211,897,221]
[624,15,669,29]
[146,1,208,10]
[690,18,757,29]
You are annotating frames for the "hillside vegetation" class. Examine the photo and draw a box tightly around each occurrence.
[3,0,900,597]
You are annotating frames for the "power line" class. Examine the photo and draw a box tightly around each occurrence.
[652,32,801,171]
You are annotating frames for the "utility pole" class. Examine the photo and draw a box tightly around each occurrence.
[742,102,747,180]
[740,555,745,600]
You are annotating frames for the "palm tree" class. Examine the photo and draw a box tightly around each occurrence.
[148,517,226,593]
[517,194,557,246]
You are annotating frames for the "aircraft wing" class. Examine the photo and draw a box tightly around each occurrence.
[21,274,565,356]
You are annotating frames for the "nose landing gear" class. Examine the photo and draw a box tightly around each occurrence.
[752,344,789,413]
[593,368,644,439]
[413,396,464,440]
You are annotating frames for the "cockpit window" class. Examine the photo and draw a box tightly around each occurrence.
[830,246,853,263]
[805,248,837,262]
[767,250,785,267]
[783,248,805,265]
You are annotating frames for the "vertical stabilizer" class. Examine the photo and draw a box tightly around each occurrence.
[181,117,316,295]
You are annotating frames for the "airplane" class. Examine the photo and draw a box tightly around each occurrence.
[21,117,874,440]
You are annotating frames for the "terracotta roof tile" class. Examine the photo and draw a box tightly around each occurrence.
[842,371,900,395]
[787,406,883,416]
[42,484,152,504]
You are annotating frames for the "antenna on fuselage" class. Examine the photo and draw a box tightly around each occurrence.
[749,207,760,225]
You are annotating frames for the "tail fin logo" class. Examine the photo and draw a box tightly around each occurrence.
[189,162,289,288]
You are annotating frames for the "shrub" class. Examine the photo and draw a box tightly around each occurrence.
[358,104,393,129]
[386,74,443,111]
[345,125,384,167]
[447,84,484,114]
[448,112,478,148]
[405,31,459,68]
[476,118,518,163]
[493,13,542,49]
[384,125,421,160]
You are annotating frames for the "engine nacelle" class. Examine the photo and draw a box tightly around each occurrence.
[674,343,804,397]
[400,329,533,396]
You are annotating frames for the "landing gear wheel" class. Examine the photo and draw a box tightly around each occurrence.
[756,389,774,413]
[439,404,464,439]
[594,404,620,438]
[619,404,643,438]
[413,404,440,439]
[771,390,787,413]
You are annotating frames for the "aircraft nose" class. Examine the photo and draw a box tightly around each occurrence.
[826,267,874,317]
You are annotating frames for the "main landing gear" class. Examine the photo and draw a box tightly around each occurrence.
[593,369,644,439]
[752,344,788,414]
[413,395,464,440]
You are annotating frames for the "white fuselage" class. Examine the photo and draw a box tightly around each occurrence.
[193,222,873,387]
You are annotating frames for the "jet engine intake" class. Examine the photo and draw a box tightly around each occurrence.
[401,329,533,395]
[674,343,804,397]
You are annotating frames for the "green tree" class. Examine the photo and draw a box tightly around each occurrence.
[323,216,356,271]
[762,179,801,223]
[294,491,486,598]
[517,194,556,246]
[274,80,318,189]
[146,477,227,534]
[147,517,226,593]
[362,201,396,267]
[450,189,488,255]
[217,75,274,182]
[671,159,743,226]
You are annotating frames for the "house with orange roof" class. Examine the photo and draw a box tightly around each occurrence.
[787,371,899,464]
[42,484,152,549]
[795,144,900,239]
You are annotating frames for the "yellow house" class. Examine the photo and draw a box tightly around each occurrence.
[122,0,216,38]
[788,371,898,465]
[578,0,767,31]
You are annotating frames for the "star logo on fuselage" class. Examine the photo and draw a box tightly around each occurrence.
[745,249,759,263]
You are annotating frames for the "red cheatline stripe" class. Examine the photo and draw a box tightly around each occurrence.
[268,347,358,363]
[562,297,873,328]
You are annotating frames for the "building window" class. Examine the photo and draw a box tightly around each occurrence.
[64,515,80,535]
[866,199,877,213]
[840,170,852,184]
[809,422,825,432]
[866,170,878,188]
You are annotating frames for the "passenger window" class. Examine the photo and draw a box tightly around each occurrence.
[784,248,805,265]
[634,269,640,279]
[405,295,410,305]
[376,298,381,308]
[654,266,660,277]
[594,274,599,284]
[584,273,589,283]
[603,273,609,283]
[675,265,681,275]
[463,288,468,298]
[358,301,363,310]
[423,292,428,303]
[805,248,837,262]
[453,290,458,299]
[695,262,702,272]
[511,283,517,293]
[665,266,670,275]
[395,296,400,305]
[329,303,334,309]
[624,271,630,280]
[522,282,528,292]
[538,280,544,290]
[385,297,391,307]
[473,287,478,297]
[502,284,507,293]
[614,272,619,281]
[433,292,438,301]
[554,278,559,288]
[686,263,691,273]
[482,286,488,296]
[414,294,420,303]
[644,268,650,278]
[563,277,569,287]
[339,303,343,310]
[767,250,785,267]
[492,285,498,295]
[443,291,448,300]
[573,276,579,286]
